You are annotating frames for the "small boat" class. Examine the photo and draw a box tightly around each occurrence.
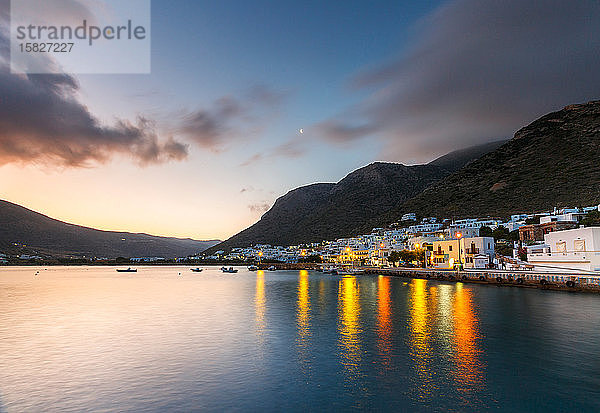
[267,266,277,271]
[190,268,203,272]
[248,265,259,271]
[335,268,365,276]
[221,267,238,273]
[116,268,137,273]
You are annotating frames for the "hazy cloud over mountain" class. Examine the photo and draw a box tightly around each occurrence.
[317,0,600,163]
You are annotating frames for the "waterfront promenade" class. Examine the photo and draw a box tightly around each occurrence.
[262,263,600,293]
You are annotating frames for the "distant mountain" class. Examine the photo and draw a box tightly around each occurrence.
[381,100,600,223]
[208,140,505,252]
[0,200,220,258]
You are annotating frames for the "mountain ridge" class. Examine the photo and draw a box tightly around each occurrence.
[0,200,220,258]
[207,140,507,253]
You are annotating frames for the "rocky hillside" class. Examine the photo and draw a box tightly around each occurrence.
[381,101,600,223]
[208,140,505,252]
[0,200,220,258]
[210,163,448,252]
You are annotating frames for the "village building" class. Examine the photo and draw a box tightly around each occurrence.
[431,237,495,269]
[527,227,600,272]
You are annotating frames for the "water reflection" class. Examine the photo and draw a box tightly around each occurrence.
[318,279,326,311]
[407,279,486,399]
[408,279,436,399]
[338,276,362,377]
[436,284,455,355]
[255,270,266,342]
[377,276,392,369]
[296,270,310,345]
[451,285,484,392]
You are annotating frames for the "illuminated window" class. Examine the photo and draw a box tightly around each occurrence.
[556,241,567,252]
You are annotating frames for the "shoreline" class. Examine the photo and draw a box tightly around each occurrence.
[363,267,600,294]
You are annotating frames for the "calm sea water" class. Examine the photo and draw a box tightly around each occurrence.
[0,266,599,412]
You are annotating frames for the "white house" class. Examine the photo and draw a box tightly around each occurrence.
[401,212,416,221]
[528,227,600,272]
[407,223,444,234]
[447,226,480,238]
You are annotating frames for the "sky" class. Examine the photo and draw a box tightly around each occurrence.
[1,0,599,240]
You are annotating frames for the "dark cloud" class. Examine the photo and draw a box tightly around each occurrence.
[241,153,264,166]
[0,67,189,166]
[316,120,377,144]
[178,85,289,151]
[241,139,306,166]
[248,202,271,214]
[240,186,260,194]
[178,96,247,150]
[318,0,600,163]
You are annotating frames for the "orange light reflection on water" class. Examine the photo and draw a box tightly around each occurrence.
[451,284,484,392]
[297,270,310,344]
[338,276,361,377]
[408,279,437,400]
[377,276,392,369]
[255,270,266,343]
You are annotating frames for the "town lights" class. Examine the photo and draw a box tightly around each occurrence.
[456,232,463,239]
[258,251,263,257]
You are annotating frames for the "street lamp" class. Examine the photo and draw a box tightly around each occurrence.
[455,232,463,270]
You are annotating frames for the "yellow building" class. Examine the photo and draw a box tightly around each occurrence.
[337,248,371,265]
[432,239,461,268]
[432,237,495,269]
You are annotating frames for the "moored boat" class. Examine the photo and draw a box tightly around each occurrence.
[190,268,203,272]
[321,266,336,274]
[248,265,259,271]
[116,268,137,273]
[267,266,277,271]
[221,267,238,273]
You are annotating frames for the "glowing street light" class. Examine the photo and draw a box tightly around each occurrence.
[455,233,463,269]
